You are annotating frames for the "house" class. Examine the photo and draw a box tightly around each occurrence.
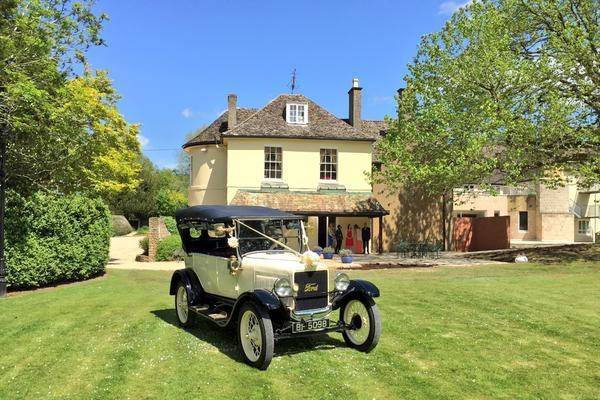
[453,181,600,244]
[184,79,393,252]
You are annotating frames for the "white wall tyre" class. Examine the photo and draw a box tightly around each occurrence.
[237,302,274,370]
[175,282,195,327]
[341,298,381,352]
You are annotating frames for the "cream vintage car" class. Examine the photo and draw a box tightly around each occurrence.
[170,205,381,370]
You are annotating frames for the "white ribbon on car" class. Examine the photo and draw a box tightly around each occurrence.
[234,219,320,268]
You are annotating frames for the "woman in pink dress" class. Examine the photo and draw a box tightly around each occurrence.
[345,224,354,249]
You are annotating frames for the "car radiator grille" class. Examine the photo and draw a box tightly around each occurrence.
[294,270,328,311]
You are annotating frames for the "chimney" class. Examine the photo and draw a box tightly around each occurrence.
[227,93,237,128]
[348,78,362,128]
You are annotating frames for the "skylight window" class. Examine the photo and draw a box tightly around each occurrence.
[286,103,307,124]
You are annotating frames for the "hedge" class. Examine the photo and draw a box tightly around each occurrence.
[156,234,184,261]
[5,191,112,289]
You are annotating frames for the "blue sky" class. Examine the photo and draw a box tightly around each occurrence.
[87,0,468,169]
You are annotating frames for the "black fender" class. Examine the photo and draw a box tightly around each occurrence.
[331,279,380,310]
[169,268,203,306]
[228,289,285,326]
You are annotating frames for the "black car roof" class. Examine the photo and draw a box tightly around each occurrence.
[175,205,301,223]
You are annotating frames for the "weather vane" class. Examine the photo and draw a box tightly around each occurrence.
[288,68,298,93]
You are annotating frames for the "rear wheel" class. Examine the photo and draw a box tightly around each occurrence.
[175,282,195,327]
[341,297,381,352]
[237,302,274,370]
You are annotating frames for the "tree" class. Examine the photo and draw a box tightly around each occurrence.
[108,156,188,222]
[0,0,140,198]
[376,0,599,201]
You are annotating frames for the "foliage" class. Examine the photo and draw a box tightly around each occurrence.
[339,249,353,257]
[111,215,133,236]
[156,234,183,261]
[375,0,600,196]
[156,189,187,217]
[162,216,177,234]
[0,0,141,199]
[138,236,149,255]
[5,191,111,289]
[323,246,334,254]
[1,264,599,398]
[137,226,149,235]
[108,156,188,221]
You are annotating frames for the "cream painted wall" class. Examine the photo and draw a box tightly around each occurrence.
[186,145,228,205]
[454,193,509,217]
[224,138,373,203]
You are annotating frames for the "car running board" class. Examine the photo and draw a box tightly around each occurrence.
[189,305,230,326]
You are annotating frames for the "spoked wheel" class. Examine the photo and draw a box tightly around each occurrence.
[175,282,195,327]
[237,302,274,370]
[341,297,381,352]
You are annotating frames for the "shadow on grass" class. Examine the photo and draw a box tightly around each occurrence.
[468,243,600,264]
[151,309,345,364]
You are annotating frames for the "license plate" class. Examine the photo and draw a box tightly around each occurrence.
[292,319,331,333]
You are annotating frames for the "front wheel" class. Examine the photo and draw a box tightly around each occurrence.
[237,302,274,370]
[340,297,381,352]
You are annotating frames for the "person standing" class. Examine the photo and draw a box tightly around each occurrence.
[335,225,343,254]
[327,222,335,248]
[345,224,354,250]
[361,222,371,254]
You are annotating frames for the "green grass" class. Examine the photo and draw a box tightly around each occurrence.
[1,263,599,399]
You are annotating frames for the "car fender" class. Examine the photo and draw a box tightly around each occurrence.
[228,289,285,326]
[169,269,203,306]
[331,279,379,310]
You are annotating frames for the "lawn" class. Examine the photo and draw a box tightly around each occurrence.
[1,263,599,399]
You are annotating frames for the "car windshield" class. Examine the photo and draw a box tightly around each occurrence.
[237,219,304,255]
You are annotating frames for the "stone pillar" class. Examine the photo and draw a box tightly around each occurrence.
[147,217,171,262]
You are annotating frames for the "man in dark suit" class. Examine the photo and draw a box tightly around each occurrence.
[361,223,371,254]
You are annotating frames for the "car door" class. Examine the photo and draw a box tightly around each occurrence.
[215,256,239,299]
[191,252,217,294]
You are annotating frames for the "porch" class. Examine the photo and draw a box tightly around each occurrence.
[230,190,389,253]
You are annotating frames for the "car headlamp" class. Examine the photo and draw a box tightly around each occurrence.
[274,278,293,297]
[334,272,350,291]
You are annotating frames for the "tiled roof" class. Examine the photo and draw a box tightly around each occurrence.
[230,190,389,216]
[183,108,258,148]
[184,94,383,148]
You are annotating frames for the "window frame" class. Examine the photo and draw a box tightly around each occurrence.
[578,219,590,235]
[518,211,528,231]
[263,146,283,180]
[319,148,338,181]
[286,103,308,124]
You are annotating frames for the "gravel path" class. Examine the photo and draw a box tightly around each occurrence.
[108,235,182,271]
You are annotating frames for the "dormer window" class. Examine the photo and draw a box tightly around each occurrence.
[286,103,308,124]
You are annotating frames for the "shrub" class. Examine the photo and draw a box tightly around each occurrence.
[111,215,133,236]
[5,191,111,289]
[323,246,335,254]
[156,234,183,261]
[136,226,149,235]
[139,236,149,255]
[162,216,177,234]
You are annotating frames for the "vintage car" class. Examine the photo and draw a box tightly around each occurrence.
[170,205,381,369]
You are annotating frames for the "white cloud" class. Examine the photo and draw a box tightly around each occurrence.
[370,95,394,105]
[138,134,149,148]
[181,107,194,118]
[438,0,472,15]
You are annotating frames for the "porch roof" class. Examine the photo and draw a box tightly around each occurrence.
[230,190,389,217]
